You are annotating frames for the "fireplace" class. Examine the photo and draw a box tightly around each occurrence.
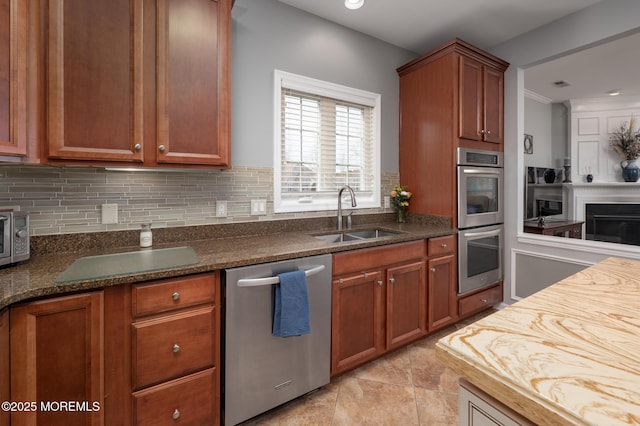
[585,203,640,246]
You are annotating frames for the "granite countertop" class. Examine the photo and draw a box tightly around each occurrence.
[436,257,640,426]
[0,214,454,310]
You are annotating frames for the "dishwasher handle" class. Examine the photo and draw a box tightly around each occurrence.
[236,265,326,287]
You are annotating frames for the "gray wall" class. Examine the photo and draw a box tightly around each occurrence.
[523,97,552,168]
[489,0,640,303]
[231,0,416,170]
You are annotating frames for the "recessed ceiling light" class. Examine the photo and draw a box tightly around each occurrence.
[607,90,620,96]
[345,0,364,10]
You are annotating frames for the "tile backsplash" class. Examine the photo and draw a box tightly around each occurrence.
[0,165,399,236]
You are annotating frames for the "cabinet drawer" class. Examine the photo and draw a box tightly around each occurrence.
[427,234,456,256]
[133,368,215,426]
[333,240,426,276]
[132,273,215,317]
[132,307,215,389]
[458,284,502,317]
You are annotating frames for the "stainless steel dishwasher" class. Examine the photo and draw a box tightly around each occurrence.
[223,254,332,425]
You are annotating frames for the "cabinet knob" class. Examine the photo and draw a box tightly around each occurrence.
[389,277,395,284]
[172,409,180,420]
[173,343,181,353]
[363,272,369,278]
[159,145,166,152]
[431,267,436,272]
[172,292,180,301]
[440,243,447,248]
[486,130,492,135]
[481,299,488,304]
[134,143,141,151]
[377,280,383,286]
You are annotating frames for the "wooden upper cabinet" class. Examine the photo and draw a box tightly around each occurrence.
[157,0,231,166]
[45,0,231,167]
[458,55,505,145]
[0,0,27,158]
[47,0,144,163]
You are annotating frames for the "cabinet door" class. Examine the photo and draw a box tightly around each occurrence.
[47,1,144,162]
[0,309,8,426]
[10,292,104,426]
[156,0,231,166]
[331,271,384,376]
[483,67,504,144]
[459,56,483,142]
[428,254,458,331]
[386,261,426,349]
[0,0,27,157]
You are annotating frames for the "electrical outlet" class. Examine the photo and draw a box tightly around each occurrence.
[101,204,118,224]
[384,196,391,209]
[216,200,227,217]
[251,199,267,216]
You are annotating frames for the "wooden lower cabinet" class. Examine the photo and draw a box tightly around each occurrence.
[0,309,9,426]
[386,261,426,349]
[130,272,220,426]
[331,270,385,375]
[331,241,427,376]
[6,271,220,426]
[133,369,215,426]
[458,283,503,318]
[427,235,458,331]
[10,291,104,426]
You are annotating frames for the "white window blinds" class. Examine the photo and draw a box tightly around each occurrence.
[274,70,380,213]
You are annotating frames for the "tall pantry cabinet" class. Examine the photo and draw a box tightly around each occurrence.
[397,39,508,227]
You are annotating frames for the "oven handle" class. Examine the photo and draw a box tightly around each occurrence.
[461,168,502,175]
[462,228,501,238]
[237,265,326,287]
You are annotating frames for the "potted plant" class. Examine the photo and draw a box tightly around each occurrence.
[610,117,640,182]
[390,185,412,223]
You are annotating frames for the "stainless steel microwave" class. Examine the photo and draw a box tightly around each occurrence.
[0,211,30,266]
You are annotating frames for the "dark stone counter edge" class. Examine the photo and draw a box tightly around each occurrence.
[1,213,454,310]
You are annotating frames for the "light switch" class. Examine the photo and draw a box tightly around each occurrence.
[101,204,118,224]
[251,199,267,215]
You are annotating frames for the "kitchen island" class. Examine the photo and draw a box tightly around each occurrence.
[436,257,640,425]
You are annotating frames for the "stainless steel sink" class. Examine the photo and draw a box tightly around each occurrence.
[314,228,402,243]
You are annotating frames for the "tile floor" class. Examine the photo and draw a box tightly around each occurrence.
[239,310,495,425]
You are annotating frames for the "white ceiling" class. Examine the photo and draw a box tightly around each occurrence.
[278,0,640,103]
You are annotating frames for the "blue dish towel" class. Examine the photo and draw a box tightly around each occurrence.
[273,269,311,337]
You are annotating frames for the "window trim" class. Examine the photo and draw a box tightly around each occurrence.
[273,69,381,213]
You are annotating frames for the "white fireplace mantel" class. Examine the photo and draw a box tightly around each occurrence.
[567,182,640,221]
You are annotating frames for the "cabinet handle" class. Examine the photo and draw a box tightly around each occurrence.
[134,143,141,151]
[377,280,383,286]
[389,277,395,284]
[430,267,436,272]
[173,343,181,353]
[172,409,180,420]
[159,145,166,152]
[172,292,180,301]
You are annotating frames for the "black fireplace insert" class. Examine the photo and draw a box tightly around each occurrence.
[585,203,640,246]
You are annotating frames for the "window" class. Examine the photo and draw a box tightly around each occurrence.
[274,70,381,213]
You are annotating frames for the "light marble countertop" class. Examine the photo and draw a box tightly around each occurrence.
[436,257,640,426]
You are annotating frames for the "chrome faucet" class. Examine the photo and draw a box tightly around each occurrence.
[337,185,357,230]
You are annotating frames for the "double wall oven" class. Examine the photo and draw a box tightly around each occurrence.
[456,148,503,295]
